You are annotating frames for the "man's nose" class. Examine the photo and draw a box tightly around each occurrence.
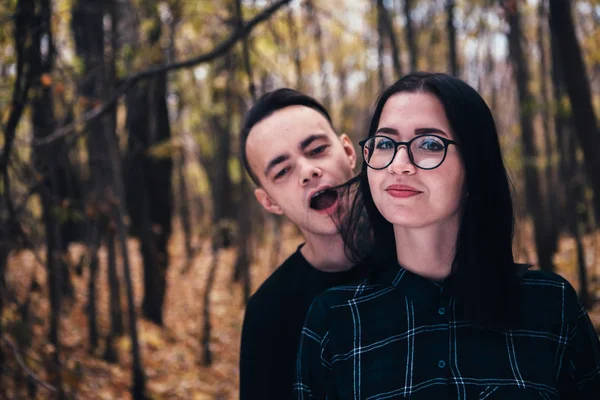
[299,161,323,186]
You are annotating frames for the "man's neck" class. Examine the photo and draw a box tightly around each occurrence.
[300,233,354,273]
[393,216,460,281]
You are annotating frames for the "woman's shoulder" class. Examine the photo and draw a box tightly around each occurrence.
[519,269,575,289]
[309,279,382,312]
[518,269,584,321]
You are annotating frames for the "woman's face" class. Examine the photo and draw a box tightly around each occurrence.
[367,92,466,230]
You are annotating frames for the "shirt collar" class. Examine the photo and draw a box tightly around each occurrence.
[373,260,449,307]
[373,259,533,306]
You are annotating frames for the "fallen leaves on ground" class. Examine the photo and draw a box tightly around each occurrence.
[2,224,599,399]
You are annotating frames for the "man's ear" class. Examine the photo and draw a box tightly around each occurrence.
[254,188,284,215]
[339,133,357,170]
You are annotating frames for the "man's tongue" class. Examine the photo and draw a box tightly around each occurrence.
[310,189,338,212]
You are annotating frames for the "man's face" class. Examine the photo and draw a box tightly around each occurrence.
[246,105,356,238]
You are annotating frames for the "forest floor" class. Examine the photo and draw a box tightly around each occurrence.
[2,222,600,399]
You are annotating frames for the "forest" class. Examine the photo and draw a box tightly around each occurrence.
[1,0,600,398]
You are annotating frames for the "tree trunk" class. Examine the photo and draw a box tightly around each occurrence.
[234,144,253,302]
[537,0,560,254]
[124,4,173,326]
[106,0,124,342]
[114,184,147,399]
[232,0,254,302]
[486,38,497,114]
[104,225,123,363]
[202,244,219,366]
[287,7,303,90]
[1,0,37,382]
[178,144,193,263]
[548,0,600,221]
[207,53,235,249]
[446,0,459,77]
[30,0,65,396]
[71,0,109,353]
[166,1,193,265]
[506,2,555,272]
[377,0,403,79]
[376,1,386,92]
[125,73,173,326]
[0,246,6,391]
[101,67,148,397]
[304,0,331,108]
[87,226,100,352]
[402,0,418,72]
[549,30,591,308]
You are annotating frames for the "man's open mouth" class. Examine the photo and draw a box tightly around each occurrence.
[310,189,339,211]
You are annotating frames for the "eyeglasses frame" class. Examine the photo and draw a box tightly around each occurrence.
[358,134,461,170]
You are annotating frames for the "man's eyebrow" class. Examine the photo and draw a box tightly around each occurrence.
[299,134,330,151]
[264,154,290,177]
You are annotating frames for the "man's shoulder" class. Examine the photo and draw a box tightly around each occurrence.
[246,251,305,310]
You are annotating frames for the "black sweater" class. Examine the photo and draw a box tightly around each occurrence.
[239,247,367,399]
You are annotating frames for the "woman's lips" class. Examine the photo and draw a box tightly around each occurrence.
[385,184,422,198]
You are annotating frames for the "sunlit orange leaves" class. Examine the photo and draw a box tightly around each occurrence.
[40,73,52,87]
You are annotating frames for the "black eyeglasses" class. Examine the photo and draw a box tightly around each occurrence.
[359,134,460,170]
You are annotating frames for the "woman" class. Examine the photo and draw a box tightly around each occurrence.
[293,73,600,399]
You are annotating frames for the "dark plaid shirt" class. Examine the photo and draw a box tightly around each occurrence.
[294,262,600,399]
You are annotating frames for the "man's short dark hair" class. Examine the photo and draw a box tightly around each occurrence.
[240,88,333,186]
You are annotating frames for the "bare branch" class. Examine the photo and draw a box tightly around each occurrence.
[2,337,57,392]
[32,0,291,147]
[0,13,17,25]
[1,0,35,185]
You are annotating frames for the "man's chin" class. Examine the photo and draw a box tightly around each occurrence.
[299,219,339,239]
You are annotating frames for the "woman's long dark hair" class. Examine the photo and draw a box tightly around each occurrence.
[339,72,518,325]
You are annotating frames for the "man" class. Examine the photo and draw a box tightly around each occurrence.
[239,88,366,399]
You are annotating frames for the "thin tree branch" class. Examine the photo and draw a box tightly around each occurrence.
[32,0,291,147]
[2,337,57,392]
[1,0,35,187]
[3,162,47,269]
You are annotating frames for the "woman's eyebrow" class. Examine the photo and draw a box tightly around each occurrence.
[375,127,398,135]
[375,127,449,137]
[414,127,448,137]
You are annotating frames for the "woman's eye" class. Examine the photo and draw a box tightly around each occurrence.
[419,139,444,152]
[376,140,394,150]
[310,145,328,156]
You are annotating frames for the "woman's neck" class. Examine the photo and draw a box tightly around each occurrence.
[393,217,460,281]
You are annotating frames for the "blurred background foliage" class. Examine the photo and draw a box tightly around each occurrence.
[1,0,600,398]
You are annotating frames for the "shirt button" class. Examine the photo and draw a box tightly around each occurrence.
[438,360,446,369]
[438,307,446,315]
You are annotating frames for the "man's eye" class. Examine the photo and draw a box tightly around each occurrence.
[274,167,289,179]
[310,145,328,156]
